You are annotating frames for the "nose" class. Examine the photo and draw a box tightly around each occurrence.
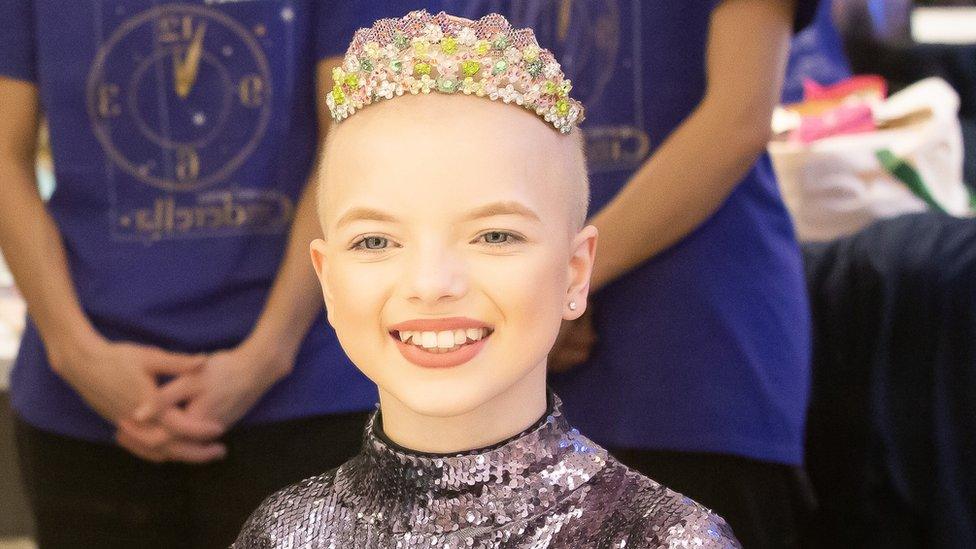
[404,240,468,306]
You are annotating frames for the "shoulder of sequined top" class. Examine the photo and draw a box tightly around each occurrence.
[587,461,741,548]
[641,496,740,549]
[231,467,342,549]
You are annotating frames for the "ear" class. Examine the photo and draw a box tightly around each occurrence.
[309,238,336,326]
[565,224,598,320]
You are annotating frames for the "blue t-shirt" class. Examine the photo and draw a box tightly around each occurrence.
[338,0,828,465]
[0,0,398,442]
[525,0,819,466]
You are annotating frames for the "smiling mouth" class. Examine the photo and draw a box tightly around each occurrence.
[390,328,494,354]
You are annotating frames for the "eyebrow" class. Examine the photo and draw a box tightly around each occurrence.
[335,207,399,229]
[334,201,542,229]
[460,201,542,223]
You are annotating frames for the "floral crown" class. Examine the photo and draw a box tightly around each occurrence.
[326,10,584,134]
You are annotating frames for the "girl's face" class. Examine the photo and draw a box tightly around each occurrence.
[312,95,596,418]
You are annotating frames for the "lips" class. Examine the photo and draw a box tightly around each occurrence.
[389,317,491,332]
[388,317,493,369]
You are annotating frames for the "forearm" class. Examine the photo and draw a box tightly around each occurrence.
[0,160,103,370]
[241,57,342,378]
[587,102,769,291]
[243,178,324,370]
[587,0,794,292]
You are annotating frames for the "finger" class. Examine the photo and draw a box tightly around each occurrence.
[565,349,592,364]
[566,340,595,357]
[556,339,590,359]
[551,331,579,353]
[553,325,572,344]
[134,376,201,422]
[547,355,575,373]
[118,425,226,464]
[579,318,597,337]
[115,429,167,463]
[142,350,208,376]
[569,329,596,350]
[160,408,226,441]
[163,440,227,464]
[548,360,573,373]
[118,419,172,451]
[551,350,588,371]
[561,324,586,340]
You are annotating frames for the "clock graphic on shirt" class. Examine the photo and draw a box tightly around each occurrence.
[87,3,272,192]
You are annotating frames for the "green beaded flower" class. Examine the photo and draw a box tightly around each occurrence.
[393,33,409,50]
[437,78,457,93]
[491,33,509,50]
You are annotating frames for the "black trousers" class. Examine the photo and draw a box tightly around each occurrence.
[14,411,369,549]
[611,448,816,549]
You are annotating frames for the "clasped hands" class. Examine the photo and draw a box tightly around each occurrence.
[57,337,288,464]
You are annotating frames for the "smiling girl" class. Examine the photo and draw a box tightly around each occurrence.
[234,11,739,548]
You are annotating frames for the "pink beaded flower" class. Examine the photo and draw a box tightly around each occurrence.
[326,10,584,134]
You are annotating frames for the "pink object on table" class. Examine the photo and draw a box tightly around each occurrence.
[803,75,887,102]
[792,103,876,144]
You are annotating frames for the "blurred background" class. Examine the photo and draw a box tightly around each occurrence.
[2,0,976,547]
[835,0,976,187]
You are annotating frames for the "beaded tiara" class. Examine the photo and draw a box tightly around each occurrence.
[326,10,584,134]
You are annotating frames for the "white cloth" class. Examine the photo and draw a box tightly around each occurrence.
[769,77,973,242]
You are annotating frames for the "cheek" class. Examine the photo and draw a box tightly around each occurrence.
[476,249,566,335]
[326,259,394,351]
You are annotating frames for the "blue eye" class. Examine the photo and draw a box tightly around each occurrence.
[483,232,509,244]
[352,236,390,251]
[478,231,522,245]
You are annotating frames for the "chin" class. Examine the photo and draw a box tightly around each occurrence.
[388,378,501,418]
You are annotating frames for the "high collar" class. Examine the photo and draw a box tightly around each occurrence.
[339,392,609,536]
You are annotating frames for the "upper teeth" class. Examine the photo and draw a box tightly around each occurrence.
[398,328,487,348]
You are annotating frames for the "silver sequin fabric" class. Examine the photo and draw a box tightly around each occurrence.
[233,394,740,548]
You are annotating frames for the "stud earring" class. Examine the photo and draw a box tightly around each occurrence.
[568,301,578,311]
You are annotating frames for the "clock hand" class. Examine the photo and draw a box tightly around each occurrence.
[176,21,207,99]
[173,47,187,97]
[558,0,572,42]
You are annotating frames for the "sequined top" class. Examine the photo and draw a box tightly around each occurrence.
[233,394,739,548]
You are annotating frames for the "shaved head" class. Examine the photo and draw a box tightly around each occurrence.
[317,94,589,236]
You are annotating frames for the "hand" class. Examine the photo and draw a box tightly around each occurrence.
[115,412,227,464]
[121,338,291,461]
[52,338,205,426]
[51,338,225,462]
[547,308,597,373]
[171,342,288,430]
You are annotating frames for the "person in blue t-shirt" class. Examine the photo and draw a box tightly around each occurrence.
[324,1,843,547]
[0,2,402,547]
